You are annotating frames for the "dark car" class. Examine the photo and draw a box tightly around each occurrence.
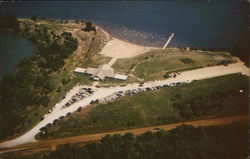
[153,128,161,131]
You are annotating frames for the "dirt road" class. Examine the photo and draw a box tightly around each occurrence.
[0,115,248,155]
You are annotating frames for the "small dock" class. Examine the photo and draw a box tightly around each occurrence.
[162,33,174,49]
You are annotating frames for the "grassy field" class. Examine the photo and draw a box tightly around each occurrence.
[113,48,236,81]
[36,74,248,139]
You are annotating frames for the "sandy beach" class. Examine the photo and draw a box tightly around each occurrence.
[97,26,158,59]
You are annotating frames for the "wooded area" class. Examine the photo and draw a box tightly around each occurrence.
[12,123,248,159]
[0,15,78,140]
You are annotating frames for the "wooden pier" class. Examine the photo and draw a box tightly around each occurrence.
[162,33,174,49]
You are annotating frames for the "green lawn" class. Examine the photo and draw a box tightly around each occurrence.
[36,74,248,139]
[113,48,236,81]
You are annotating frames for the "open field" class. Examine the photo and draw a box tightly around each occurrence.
[36,74,248,139]
[112,48,236,81]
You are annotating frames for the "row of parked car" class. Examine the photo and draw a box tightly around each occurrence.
[90,81,185,105]
[62,87,94,108]
[171,71,181,78]
[90,91,126,104]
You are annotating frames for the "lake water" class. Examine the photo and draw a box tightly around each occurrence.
[1,1,248,49]
[1,1,249,77]
[0,32,37,79]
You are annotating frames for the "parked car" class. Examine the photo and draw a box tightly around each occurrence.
[153,128,161,132]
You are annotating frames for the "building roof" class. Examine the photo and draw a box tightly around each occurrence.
[74,67,86,74]
[98,64,112,71]
[86,67,98,75]
[92,64,115,80]
[114,74,128,80]
[93,71,106,80]
[102,69,115,78]
[75,64,127,81]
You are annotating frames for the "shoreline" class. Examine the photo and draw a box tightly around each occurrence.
[9,18,250,64]
[95,24,161,50]
[17,17,227,52]
[95,24,160,59]
[19,17,161,49]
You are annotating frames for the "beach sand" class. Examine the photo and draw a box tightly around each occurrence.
[97,27,158,59]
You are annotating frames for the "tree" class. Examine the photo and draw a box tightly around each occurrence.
[163,73,170,78]
[233,35,250,65]
[34,76,46,87]
[43,27,48,34]
[31,15,38,21]
[0,14,20,31]
[82,21,96,32]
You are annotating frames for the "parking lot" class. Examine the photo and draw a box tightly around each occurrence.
[1,62,248,148]
[62,87,94,109]
[90,81,184,105]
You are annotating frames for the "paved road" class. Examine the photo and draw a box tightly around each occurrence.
[0,62,249,148]
[0,114,248,155]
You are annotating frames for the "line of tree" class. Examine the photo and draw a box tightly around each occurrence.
[10,123,248,159]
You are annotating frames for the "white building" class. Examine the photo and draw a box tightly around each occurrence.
[74,64,128,81]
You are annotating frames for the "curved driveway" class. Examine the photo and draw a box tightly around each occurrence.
[0,62,249,148]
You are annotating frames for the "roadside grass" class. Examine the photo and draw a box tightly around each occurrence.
[48,72,91,107]
[112,48,236,81]
[100,76,140,86]
[36,74,248,139]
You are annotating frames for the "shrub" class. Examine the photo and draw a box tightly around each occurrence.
[163,72,170,78]
[31,15,38,21]
[81,21,96,32]
[180,58,194,64]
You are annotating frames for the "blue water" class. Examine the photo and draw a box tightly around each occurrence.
[0,32,37,79]
[1,1,248,49]
[0,1,249,78]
